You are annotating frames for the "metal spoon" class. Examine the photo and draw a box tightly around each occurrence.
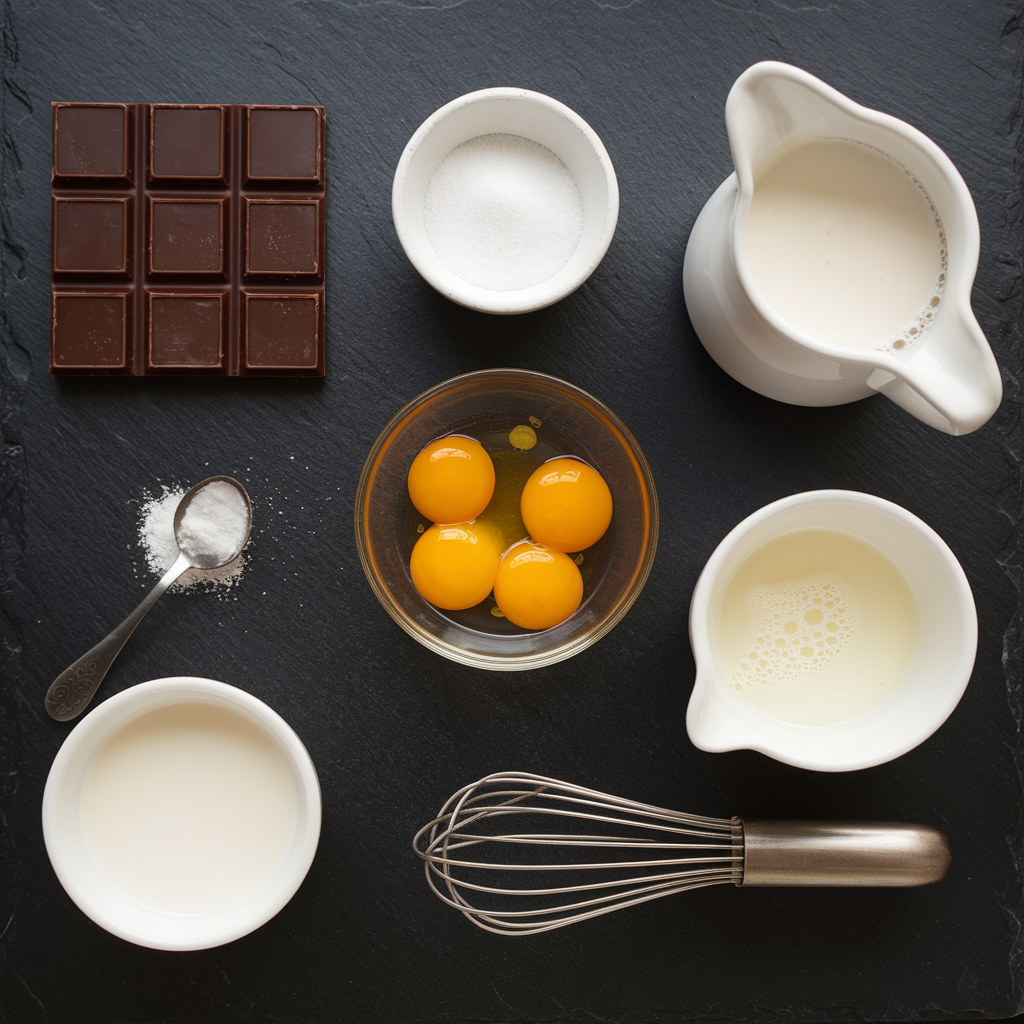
[45,476,252,722]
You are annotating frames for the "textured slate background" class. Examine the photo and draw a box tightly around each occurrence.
[1,1,1022,1022]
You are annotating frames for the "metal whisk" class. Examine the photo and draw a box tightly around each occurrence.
[413,772,951,935]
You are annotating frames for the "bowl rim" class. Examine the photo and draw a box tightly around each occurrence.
[354,367,659,670]
[686,489,978,771]
[391,86,620,314]
[41,676,322,950]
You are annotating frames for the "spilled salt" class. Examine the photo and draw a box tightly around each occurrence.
[423,133,583,291]
[138,485,248,593]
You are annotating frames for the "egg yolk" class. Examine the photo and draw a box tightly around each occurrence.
[493,541,583,630]
[520,457,612,553]
[408,435,495,524]
[410,523,500,610]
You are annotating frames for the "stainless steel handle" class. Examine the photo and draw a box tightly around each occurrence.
[738,818,952,887]
[45,552,191,722]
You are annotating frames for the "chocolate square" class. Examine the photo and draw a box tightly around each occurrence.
[246,200,320,275]
[244,294,320,369]
[148,294,224,368]
[51,293,128,369]
[53,198,129,273]
[150,200,224,274]
[247,107,322,182]
[150,106,225,180]
[53,104,129,179]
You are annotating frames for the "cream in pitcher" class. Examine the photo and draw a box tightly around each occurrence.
[746,138,946,353]
[683,61,1001,435]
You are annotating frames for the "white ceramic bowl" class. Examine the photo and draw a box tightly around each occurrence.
[42,677,321,950]
[392,87,619,314]
[687,490,977,771]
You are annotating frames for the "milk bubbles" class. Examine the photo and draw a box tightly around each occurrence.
[716,530,918,727]
[731,572,853,690]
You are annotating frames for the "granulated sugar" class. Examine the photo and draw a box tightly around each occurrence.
[423,133,583,291]
[138,486,247,593]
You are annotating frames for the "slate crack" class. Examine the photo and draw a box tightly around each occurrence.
[263,40,324,105]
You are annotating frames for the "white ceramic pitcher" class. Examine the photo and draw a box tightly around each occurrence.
[683,61,1001,435]
[687,491,977,771]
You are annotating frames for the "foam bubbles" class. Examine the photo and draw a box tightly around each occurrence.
[731,572,854,690]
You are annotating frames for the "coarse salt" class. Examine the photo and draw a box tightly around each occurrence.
[423,133,583,292]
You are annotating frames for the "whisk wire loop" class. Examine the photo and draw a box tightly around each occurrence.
[413,772,742,935]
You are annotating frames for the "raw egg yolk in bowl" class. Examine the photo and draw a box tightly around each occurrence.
[493,541,584,630]
[520,457,612,553]
[409,522,501,610]
[407,436,495,524]
[407,437,613,632]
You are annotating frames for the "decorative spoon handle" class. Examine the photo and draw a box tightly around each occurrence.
[45,552,191,722]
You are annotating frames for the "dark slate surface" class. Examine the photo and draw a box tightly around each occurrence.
[1,2,1022,1022]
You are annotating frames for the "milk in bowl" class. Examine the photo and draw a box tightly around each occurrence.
[686,491,977,771]
[716,528,918,727]
[42,677,321,950]
[80,701,298,913]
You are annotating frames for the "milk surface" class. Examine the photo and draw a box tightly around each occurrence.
[80,702,298,912]
[746,139,945,350]
[716,530,918,726]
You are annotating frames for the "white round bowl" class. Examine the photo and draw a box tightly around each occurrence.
[687,490,977,771]
[42,677,321,950]
[392,87,619,314]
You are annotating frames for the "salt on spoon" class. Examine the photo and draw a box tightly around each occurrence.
[45,476,252,722]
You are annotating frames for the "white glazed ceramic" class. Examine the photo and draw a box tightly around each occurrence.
[42,677,321,950]
[392,87,619,314]
[687,490,977,771]
[683,61,1001,436]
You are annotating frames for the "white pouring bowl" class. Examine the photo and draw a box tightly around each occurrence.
[42,677,321,950]
[687,490,977,771]
[392,87,619,314]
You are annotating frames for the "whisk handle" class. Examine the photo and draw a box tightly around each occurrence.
[738,819,951,887]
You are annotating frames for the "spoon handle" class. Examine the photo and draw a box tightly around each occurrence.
[45,552,192,722]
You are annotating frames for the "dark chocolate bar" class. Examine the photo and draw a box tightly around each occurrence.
[50,103,325,376]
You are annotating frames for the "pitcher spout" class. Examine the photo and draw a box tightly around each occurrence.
[867,307,1002,435]
[726,61,856,192]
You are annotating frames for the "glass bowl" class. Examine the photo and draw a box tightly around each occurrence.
[355,368,658,670]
